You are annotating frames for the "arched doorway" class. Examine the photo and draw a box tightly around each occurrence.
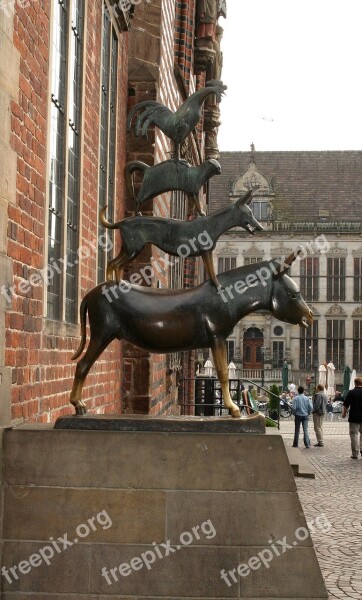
[243,327,264,369]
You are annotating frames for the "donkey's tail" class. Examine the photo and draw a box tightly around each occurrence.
[99,205,122,230]
[71,298,88,360]
[124,160,149,200]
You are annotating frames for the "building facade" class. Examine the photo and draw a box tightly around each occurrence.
[209,148,362,391]
[0,0,226,426]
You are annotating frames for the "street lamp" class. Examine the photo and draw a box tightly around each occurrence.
[313,359,319,392]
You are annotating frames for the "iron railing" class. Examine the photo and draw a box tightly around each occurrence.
[178,376,282,429]
[272,221,361,233]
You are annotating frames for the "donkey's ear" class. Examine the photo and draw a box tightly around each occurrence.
[273,246,304,277]
[235,190,253,207]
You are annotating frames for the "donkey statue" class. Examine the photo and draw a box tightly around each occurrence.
[69,248,312,417]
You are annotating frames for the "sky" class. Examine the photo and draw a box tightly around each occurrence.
[217,0,362,152]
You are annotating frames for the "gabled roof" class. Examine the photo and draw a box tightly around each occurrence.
[210,150,362,222]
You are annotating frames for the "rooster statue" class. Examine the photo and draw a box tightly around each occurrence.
[127,80,227,160]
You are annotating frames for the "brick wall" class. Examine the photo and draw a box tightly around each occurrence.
[4,1,129,424]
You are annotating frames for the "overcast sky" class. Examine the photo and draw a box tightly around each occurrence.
[217,0,362,152]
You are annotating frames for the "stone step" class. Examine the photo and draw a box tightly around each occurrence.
[266,429,315,478]
[284,443,315,479]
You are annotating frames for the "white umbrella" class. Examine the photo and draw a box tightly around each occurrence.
[327,362,335,398]
[228,362,237,379]
[318,364,327,386]
[350,369,357,390]
[204,359,213,377]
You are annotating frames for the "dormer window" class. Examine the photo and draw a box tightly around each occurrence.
[229,147,274,222]
[250,197,270,221]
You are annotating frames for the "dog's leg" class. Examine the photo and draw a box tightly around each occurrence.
[106,259,117,282]
[107,248,133,283]
[211,337,240,418]
[114,247,138,283]
[202,251,222,289]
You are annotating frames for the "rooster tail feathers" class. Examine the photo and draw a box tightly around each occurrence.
[134,105,173,138]
[135,106,158,137]
[127,100,163,131]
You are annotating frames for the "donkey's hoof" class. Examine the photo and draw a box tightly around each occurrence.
[73,403,87,416]
[230,406,241,418]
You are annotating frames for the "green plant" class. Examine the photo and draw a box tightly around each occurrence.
[265,417,278,427]
[269,384,279,412]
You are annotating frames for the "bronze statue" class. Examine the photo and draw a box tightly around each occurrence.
[127,80,227,160]
[100,191,263,286]
[69,249,312,417]
[124,158,221,216]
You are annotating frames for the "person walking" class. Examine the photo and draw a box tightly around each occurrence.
[326,398,334,421]
[292,385,313,448]
[342,377,362,459]
[312,384,328,446]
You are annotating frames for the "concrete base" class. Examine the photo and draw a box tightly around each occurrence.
[1,419,328,598]
[54,413,266,433]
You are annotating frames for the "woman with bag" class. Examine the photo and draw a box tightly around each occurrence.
[312,384,328,446]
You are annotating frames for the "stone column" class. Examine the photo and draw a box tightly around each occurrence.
[0,7,19,426]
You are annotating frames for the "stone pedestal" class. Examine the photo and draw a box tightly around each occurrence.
[1,417,328,598]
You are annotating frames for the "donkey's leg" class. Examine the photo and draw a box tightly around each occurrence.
[202,251,221,289]
[70,335,116,415]
[211,337,241,418]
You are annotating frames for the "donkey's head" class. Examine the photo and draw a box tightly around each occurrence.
[270,248,313,328]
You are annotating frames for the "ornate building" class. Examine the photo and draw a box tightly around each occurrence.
[209,147,362,390]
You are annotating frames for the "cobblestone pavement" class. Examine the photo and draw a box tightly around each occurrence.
[279,419,362,600]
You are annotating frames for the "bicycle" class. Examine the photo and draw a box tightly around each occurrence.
[279,399,293,419]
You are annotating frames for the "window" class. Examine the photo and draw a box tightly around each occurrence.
[354,258,362,302]
[218,256,236,274]
[300,257,319,301]
[327,258,346,302]
[299,321,318,369]
[244,257,262,265]
[272,341,284,368]
[169,191,187,289]
[47,0,84,322]
[226,340,235,364]
[97,6,118,283]
[353,320,362,370]
[251,200,269,221]
[326,319,345,370]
